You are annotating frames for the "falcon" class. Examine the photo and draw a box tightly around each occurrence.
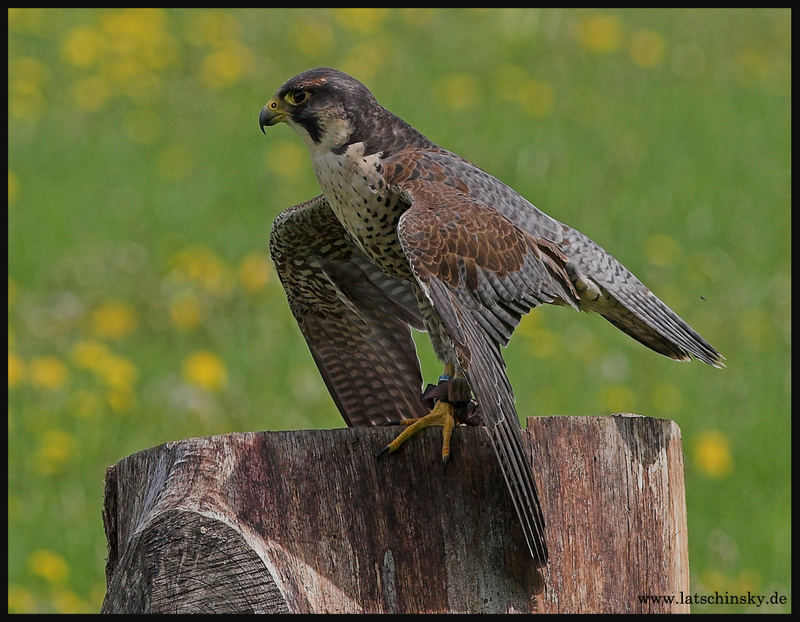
[259,67,723,567]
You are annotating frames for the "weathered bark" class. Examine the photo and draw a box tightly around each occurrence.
[101,415,689,613]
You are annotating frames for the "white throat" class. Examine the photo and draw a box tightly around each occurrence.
[286,115,354,158]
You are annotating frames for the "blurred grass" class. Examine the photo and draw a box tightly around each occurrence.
[8,8,790,613]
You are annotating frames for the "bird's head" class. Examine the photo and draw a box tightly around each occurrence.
[259,67,378,152]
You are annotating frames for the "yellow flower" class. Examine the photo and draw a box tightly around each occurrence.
[61,26,103,67]
[200,41,253,89]
[577,14,622,53]
[9,77,46,121]
[100,9,171,65]
[70,340,111,371]
[600,384,637,413]
[492,67,554,118]
[108,387,136,413]
[7,583,36,613]
[238,252,272,294]
[71,340,138,407]
[10,56,50,88]
[60,9,176,112]
[97,354,138,391]
[35,429,77,475]
[91,301,138,339]
[168,295,204,331]
[699,569,725,592]
[8,352,26,387]
[183,350,227,392]
[28,356,69,390]
[9,57,49,119]
[168,246,232,296]
[693,429,733,479]
[28,549,69,584]
[733,569,760,594]
[629,29,667,68]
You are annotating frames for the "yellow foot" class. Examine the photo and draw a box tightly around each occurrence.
[377,400,456,464]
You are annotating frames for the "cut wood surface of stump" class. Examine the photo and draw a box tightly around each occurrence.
[101,415,689,614]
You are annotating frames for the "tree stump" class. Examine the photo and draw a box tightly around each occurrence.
[101,415,689,614]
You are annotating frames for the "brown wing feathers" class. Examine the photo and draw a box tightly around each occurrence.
[392,151,579,345]
[269,195,427,426]
[392,151,578,565]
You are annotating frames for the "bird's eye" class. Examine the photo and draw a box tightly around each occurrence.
[287,90,309,105]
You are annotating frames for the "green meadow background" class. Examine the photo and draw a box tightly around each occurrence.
[8,8,790,613]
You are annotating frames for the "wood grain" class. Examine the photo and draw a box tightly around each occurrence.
[101,415,689,614]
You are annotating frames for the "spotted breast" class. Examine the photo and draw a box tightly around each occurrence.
[310,142,412,279]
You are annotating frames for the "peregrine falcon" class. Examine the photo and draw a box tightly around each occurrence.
[260,67,723,567]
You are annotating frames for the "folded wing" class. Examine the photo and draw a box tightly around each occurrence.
[392,152,580,565]
[269,195,428,426]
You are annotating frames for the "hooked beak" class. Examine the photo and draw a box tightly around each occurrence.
[259,98,287,134]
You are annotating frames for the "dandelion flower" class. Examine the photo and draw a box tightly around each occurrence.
[91,302,138,339]
[183,350,227,392]
[577,14,622,53]
[28,356,69,390]
[239,253,272,294]
[28,549,69,584]
[693,429,733,479]
[35,429,77,475]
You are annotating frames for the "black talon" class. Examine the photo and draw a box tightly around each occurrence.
[376,444,392,459]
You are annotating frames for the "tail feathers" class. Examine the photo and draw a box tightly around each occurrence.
[598,288,725,368]
[561,230,724,368]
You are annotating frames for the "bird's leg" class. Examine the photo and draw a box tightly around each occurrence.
[379,399,457,463]
[378,364,476,464]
